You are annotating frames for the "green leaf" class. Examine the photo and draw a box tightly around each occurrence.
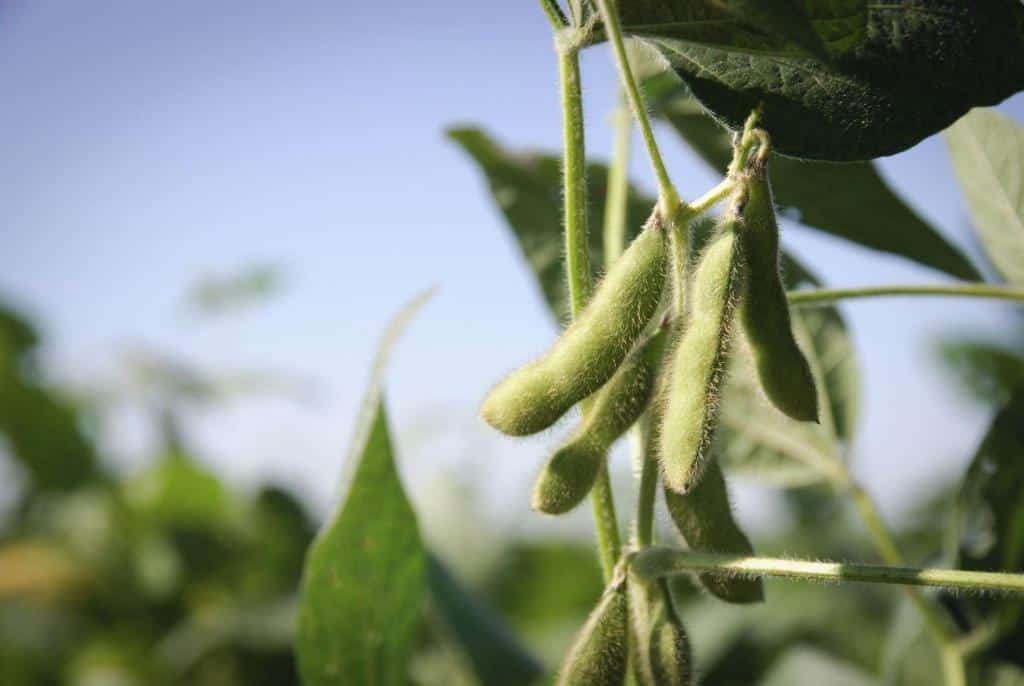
[952,389,1024,668]
[615,1,864,59]
[946,108,1024,285]
[426,554,543,686]
[296,290,434,686]
[761,647,877,686]
[654,94,980,280]
[634,2,1024,160]
[716,257,858,487]
[447,127,655,322]
[937,340,1024,405]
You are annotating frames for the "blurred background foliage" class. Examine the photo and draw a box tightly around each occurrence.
[3,46,1024,686]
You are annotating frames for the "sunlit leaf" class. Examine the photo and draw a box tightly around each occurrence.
[946,108,1024,285]
[296,290,433,686]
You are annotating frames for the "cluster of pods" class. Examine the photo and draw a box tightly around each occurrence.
[481,134,819,685]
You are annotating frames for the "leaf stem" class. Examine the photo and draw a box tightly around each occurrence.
[788,284,1024,306]
[555,33,621,584]
[538,0,568,28]
[592,0,680,215]
[631,547,1024,595]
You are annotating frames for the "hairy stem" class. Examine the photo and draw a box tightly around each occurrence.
[632,413,657,548]
[631,548,1024,595]
[556,38,621,583]
[592,0,680,214]
[789,283,1024,306]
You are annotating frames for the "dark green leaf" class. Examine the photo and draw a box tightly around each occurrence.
[426,554,543,686]
[946,108,1024,285]
[447,127,654,322]
[953,389,1024,667]
[0,372,98,493]
[615,1,865,59]
[633,2,1024,160]
[296,291,433,686]
[654,93,980,280]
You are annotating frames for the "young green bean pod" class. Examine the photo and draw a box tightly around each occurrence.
[658,216,745,494]
[481,219,667,436]
[663,460,764,604]
[532,327,669,515]
[629,575,692,686]
[736,164,819,423]
[555,578,629,686]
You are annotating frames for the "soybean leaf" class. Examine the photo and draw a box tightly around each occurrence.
[950,389,1024,668]
[632,2,1024,160]
[296,290,433,686]
[614,1,864,59]
[447,127,654,322]
[426,554,543,686]
[946,108,1024,285]
[653,92,980,280]
[937,340,1024,405]
[716,256,858,487]
[762,647,877,686]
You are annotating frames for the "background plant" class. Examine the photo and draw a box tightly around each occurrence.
[3,1,1024,685]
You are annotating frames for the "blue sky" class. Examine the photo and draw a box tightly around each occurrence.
[2,1,1022,537]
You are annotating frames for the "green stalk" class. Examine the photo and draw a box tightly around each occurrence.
[552,24,622,583]
[631,548,1024,595]
[788,283,1024,306]
[592,0,680,215]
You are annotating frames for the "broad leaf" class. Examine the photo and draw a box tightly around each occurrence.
[946,108,1024,285]
[631,2,1024,160]
[952,389,1024,667]
[716,257,858,487]
[296,291,433,686]
[426,554,543,686]
[447,127,655,321]
[653,93,980,280]
[614,1,864,59]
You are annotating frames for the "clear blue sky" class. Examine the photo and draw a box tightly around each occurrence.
[2,1,1022,536]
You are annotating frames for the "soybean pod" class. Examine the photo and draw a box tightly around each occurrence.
[659,213,745,494]
[532,327,669,515]
[480,218,667,436]
[663,460,764,604]
[555,578,629,686]
[737,162,819,423]
[629,574,692,686]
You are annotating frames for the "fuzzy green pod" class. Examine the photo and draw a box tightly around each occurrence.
[629,575,692,686]
[737,167,819,423]
[556,580,628,686]
[481,222,667,436]
[659,221,744,494]
[532,328,669,515]
[663,460,764,604]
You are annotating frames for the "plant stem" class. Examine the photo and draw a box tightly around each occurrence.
[603,92,631,265]
[633,413,657,548]
[556,37,621,583]
[538,0,568,28]
[592,0,680,214]
[789,283,1024,306]
[843,480,966,685]
[631,547,1024,595]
